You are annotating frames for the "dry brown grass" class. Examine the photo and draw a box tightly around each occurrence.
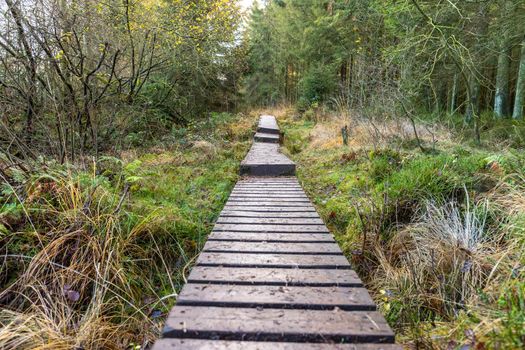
[0,172,169,349]
[265,105,452,151]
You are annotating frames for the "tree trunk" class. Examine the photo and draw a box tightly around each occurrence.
[512,36,525,120]
[5,0,37,142]
[494,2,513,118]
[450,72,458,113]
[465,74,480,123]
[465,2,489,145]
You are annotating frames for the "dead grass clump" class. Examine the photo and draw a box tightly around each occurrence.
[372,198,513,331]
[191,140,218,160]
[0,170,174,349]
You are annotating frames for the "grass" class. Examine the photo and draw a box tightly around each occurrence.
[271,106,525,349]
[0,112,256,349]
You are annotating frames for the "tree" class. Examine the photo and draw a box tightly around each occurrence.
[513,35,525,120]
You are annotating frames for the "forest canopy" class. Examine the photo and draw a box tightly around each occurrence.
[244,0,525,132]
[0,0,244,160]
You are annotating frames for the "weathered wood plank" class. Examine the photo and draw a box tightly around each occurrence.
[153,339,402,350]
[222,206,317,212]
[216,217,324,225]
[208,232,335,242]
[230,193,308,198]
[240,143,296,176]
[257,115,280,135]
[235,186,304,193]
[224,202,315,208]
[254,132,280,143]
[187,266,362,287]
[197,253,351,268]
[226,199,313,208]
[239,176,298,181]
[228,198,311,203]
[235,182,302,190]
[238,177,298,183]
[220,210,320,218]
[203,241,342,254]
[230,191,304,196]
[231,192,307,197]
[177,284,375,311]
[163,307,395,343]
[226,198,313,208]
[213,224,329,233]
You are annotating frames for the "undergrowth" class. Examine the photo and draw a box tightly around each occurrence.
[273,106,525,349]
[0,112,255,349]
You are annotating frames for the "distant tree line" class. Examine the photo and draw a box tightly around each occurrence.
[243,0,525,126]
[0,0,244,161]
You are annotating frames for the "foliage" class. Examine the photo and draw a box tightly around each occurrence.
[0,0,244,160]
[277,109,525,348]
[0,113,252,349]
[243,0,525,137]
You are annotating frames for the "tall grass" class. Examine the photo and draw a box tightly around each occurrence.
[0,112,255,349]
[276,106,525,348]
[1,168,173,349]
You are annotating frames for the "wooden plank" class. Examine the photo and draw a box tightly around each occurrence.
[240,143,296,176]
[163,307,395,343]
[222,206,317,213]
[187,266,362,287]
[231,192,306,196]
[239,177,298,183]
[235,182,301,186]
[153,339,402,350]
[208,232,335,242]
[257,115,280,135]
[203,241,342,254]
[254,132,280,143]
[216,217,324,225]
[220,210,320,218]
[235,183,301,186]
[229,193,310,203]
[177,284,376,311]
[235,181,301,185]
[237,183,300,187]
[235,182,303,190]
[213,224,329,233]
[234,186,304,193]
[232,186,304,194]
[197,253,351,268]
[230,193,308,198]
[228,198,311,203]
[224,202,315,208]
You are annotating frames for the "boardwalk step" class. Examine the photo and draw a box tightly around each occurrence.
[153,339,402,349]
[216,217,324,224]
[187,266,362,287]
[240,143,296,176]
[254,132,280,143]
[257,115,280,134]
[176,284,376,311]
[197,252,352,268]
[152,116,397,349]
[208,232,335,242]
[162,307,395,343]
[203,241,342,254]
[220,210,320,218]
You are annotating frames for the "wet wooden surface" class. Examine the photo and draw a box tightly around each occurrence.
[153,116,397,349]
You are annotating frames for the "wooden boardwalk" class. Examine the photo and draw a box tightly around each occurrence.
[152,116,399,349]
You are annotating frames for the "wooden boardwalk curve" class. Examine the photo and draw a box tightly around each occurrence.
[152,116,399,349]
